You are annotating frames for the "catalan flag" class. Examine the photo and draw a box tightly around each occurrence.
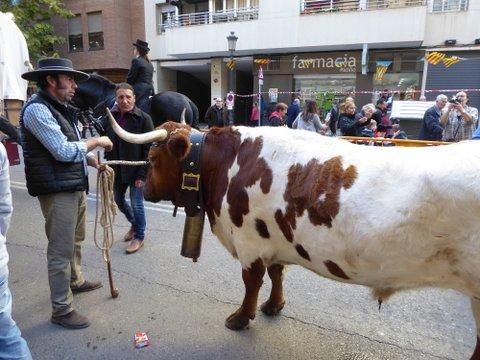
[374,61,392,81]
[442,55,462,68]
[254,59,271,65]
[425,52,446,65]
[226,59,236,70]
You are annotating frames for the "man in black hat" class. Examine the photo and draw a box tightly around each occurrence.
[20,58,113,329]
[126,39,154,113]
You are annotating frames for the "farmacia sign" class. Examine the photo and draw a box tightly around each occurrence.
[292,54,357,73]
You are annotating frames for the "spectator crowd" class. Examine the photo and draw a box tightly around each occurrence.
[203,90,478,143]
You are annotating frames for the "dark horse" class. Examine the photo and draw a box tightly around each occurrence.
[71,74,199,129]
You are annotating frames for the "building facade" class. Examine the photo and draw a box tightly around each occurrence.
[145,0,480,124]
[52,0,146,82]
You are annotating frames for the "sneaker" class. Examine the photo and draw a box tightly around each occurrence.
[51,310,90,329]
[71,280,103,293]
[123,227,135,242]
[126,239,144,254]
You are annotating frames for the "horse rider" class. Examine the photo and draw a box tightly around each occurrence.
[126,39,154,113]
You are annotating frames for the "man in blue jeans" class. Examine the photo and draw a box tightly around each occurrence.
[102,83,154,254]
[0,143,32,359]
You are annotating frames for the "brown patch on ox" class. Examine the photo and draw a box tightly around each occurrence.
[425,247,459,266]
[275,156,357,242]
[255,219,270,239]
[275,209,293,242]
[227,137,273,227]
[324,260,350,280]
[201,127,242,227]
[295,244,311,261]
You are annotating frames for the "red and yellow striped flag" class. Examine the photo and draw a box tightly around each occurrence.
[443,56,461,68]
[254,59,271,65]
[226,59,236,70]
[425,52,446,65]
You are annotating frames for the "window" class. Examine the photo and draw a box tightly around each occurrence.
[68,15,83,52]
[87,12,104,51]
[431,0,468,12]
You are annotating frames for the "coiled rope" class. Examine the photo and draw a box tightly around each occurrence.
[93,157,149,298]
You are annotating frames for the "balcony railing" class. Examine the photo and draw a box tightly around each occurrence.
[159,7,259,32]
[430,0,468,12]
[300,0,426,14]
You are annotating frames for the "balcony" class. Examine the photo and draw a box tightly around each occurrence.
[429,0,469,12]
[158,7,259,32]
[300,0,426,14]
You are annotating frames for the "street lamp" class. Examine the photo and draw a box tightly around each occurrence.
[226,31,238,126]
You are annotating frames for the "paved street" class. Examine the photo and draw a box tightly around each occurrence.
[4,158,477,360]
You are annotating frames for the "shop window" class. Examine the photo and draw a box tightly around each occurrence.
[68,15,83,52]
[431,0,468,12]
[87,12,104,51]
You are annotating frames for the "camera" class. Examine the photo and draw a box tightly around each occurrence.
[449,96,460,104]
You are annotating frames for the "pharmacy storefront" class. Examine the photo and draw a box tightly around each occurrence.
[256,50,424,110]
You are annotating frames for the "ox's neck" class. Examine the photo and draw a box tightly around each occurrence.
[200,127,242,225]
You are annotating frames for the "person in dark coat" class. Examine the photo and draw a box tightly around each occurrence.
[102,83,154,254]
[267,102,288,126]
[418,94,448,141]
[286,98,300,128]
[126,39,154,113]
[338,100,370,136]
[204,98,227,128]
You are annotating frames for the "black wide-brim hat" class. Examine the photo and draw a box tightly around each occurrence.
[133,39,150,52]
[21,58,89,82]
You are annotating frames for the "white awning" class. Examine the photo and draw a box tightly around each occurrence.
[0,12,30,101]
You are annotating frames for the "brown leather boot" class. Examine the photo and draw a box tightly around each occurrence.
[123,227,134,242]
[126,239,144,254]
[51,310,90,329]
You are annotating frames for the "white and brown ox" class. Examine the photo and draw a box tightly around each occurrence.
[109,114,480,358]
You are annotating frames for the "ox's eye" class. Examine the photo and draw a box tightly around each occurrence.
[151,142,159,148]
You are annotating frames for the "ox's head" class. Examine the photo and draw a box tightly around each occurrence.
[107,109,193,203]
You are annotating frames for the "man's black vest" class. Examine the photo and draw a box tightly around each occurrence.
[20,91,87,197]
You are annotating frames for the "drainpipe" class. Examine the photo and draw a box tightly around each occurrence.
[420,51,429,101]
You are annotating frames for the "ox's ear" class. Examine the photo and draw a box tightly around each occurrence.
[166,132,191,161]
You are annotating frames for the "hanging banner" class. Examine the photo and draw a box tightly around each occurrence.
[425,51,446,65]
[254,59,271,65]
[226,59,236,70]
[425,52,465,68]
[442,55,463,68]
[374,61,392,81]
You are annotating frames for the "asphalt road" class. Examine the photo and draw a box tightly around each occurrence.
[5,155,477,360]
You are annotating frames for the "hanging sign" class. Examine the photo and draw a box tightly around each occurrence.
[268,88,278,103]
[226,91,234,110]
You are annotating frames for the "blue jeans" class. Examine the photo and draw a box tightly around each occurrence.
[0,269,32,360]
[114,181,146,240]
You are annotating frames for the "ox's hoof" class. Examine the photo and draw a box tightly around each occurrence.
[225,309,251,330]
[260,300,285,316]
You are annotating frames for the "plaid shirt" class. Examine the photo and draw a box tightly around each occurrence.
[22,102,88,162]
[442,105,479,141]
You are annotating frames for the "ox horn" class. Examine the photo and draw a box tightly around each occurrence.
[180,108,186,125]
[106,108,167,144]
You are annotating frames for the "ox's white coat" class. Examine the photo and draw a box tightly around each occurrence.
[211,126,480,300]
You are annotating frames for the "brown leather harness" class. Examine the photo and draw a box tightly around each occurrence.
[174,131,206,217]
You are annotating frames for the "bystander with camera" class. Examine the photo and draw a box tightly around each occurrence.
[440,91,479,142]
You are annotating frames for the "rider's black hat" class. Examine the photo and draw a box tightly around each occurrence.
[133,39,150,52]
